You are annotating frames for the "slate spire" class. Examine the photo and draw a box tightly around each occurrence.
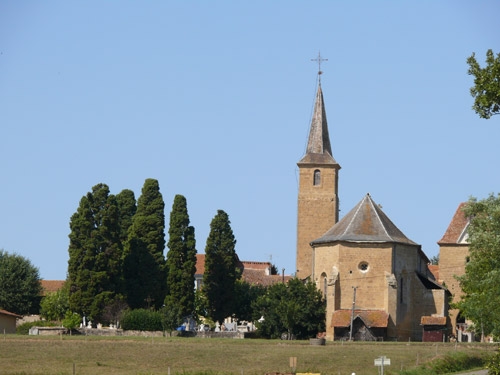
[298,83,338,165]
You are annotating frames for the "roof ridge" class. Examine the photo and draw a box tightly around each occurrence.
[368,194,392,240]
[340,196,365,237]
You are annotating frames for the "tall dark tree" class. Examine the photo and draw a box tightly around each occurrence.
[67,183,124,321]
[123,178,166,309]
[0,249,42,315]
[203,209,240,323]
[116,189,137,244]
[164,195,197,321]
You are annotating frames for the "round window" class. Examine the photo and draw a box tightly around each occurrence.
[358,262,369,272]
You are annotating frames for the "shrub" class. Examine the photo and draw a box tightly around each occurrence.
[120,309,163,331]
[400,351,488,375]
[16,320,57,335]
[487,349,500,375]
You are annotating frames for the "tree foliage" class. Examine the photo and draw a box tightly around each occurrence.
[0,249,42,315]
[203,210,240,323]
[116,189,137,244]
[62,311,81,332]
[40,282,69,321]
[253,278,325,339]
[123,179,166,309]
[164,195,197,321]
[120,308,163,331]
[67,183,124,321]
[455,193,500,338]
[467,49,500,119]
[233,280,266,322]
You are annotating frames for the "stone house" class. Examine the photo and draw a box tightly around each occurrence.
[437,203,475,341]
[296,75,449,341]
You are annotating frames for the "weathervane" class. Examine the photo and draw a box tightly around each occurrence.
[311,51,328,81]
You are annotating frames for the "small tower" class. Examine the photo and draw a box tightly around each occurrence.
[296,69,341,280]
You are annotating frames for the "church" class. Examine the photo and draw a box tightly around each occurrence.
[296,71,450,342]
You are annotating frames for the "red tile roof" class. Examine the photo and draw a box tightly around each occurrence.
[242,269,292,286]
[428,265,439,281]
[196,254,291,286]
[195,254,206,275]
[438,203,469,245]
[331,309,389,328]
[40,280,66,296]
[421,316,447,325]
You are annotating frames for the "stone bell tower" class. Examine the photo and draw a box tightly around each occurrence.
[296,66,340,280]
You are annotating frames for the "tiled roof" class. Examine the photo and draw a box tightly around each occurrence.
[195,254,206,275]
[0,309,23,319]
[312,194,418,246]
[40,280,65,295]
[298,84,339,167]
[242,269,292,286]
[428,265,439,281]
[331,309,389,328]
[196,254,291,286]
[241,261,271,271]
[438,203,469,245]
[421,316,447,325]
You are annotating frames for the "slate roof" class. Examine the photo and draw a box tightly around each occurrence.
[298,84,339,166]
[311,193,418,246]
[331,309,389,328]
[438,202,469,245]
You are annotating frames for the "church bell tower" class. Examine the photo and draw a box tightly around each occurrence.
[296,61,340,280]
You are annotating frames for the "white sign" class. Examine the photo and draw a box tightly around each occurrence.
[374,357,391,366]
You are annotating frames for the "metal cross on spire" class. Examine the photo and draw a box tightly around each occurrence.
[311,51,328,81]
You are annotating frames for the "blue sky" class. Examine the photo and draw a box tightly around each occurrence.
[1,1,499,280]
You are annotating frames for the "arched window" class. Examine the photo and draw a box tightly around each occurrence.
[321,272,327,297]
[313,169,321,186]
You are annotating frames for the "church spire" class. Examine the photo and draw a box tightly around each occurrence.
[298,82,338,165]
[296,56,341,279]
[298,52,337,165]
[305,84,333,156]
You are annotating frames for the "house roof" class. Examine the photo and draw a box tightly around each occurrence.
[195,254,206,275]
[298,84,340,167]
[40,280,66,296]
[421,316,447,326]
[0,309,23,319]
[438,202,469,245]
[242,269,293,286]
[428,265,439,281]
[196,254,291,286]
[331,309,389,328]
[312,193,418,246]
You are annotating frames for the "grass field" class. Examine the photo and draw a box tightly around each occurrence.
[0,335,496,375]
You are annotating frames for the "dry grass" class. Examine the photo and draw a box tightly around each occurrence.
[0,335,496,375]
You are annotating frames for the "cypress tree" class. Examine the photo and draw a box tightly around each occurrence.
[164,195,197,320]
[123,178,166,309]
[203,209,240,324]
[116,189,137,244]
[67,183,123,322]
